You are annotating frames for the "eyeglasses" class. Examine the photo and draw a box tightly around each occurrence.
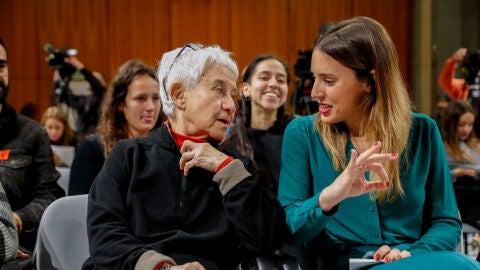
[162,43,204,101]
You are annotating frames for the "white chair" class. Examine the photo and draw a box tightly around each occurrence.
[33,195,89,270]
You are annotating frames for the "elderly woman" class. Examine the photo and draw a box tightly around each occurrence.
[83,44,289,270]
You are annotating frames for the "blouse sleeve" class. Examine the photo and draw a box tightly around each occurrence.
[278,118,332,244]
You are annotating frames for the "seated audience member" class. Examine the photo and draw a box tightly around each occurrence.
[0,182,18,264]
[222,54,294,192]
[0,37,64,253]
[68,60,163,195]
[19,102,38,120]
[41,106,78,167]
[278,17,478,269]
[83,44,289,270]
[440,100,480,230]
[439,48,480,137]
[432,91,452,127]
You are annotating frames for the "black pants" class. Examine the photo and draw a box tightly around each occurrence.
[454,176,480,228]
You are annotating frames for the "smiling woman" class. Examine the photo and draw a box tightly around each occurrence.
[222,54,294,192]
[278,16,479,270]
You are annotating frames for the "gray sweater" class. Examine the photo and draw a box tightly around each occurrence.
[0,181,18,263]
[446,141,480,181]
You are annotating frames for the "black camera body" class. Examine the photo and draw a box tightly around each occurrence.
[44,43,78,79]
[460,50,480,85]
[292,49,318,115]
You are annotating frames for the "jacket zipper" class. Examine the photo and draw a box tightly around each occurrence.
[179,174,187,208]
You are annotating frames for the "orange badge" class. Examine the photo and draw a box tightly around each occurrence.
[0,150,11,161]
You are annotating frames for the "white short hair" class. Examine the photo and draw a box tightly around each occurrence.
[157,44,238,120]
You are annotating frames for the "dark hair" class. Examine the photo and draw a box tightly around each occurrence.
[435,91,452,103]
[242,54,291,84]
[0,37,6,56]
[237,54,291,148]
[223,54,292,189]
[97,59,162,157]
[440,99,480,163]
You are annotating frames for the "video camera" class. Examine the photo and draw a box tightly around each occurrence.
[460,50,480,85]
[44,43,78,79]
[292,49,317,115]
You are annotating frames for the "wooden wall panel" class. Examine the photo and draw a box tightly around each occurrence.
[0,0,412,119]
[107,0,170,71]
[286,0,352,56]
[353,0,412,87]
[231,0,289,73]
[35,0,109,79]
[0,0,39,119]
[171,0,230,50]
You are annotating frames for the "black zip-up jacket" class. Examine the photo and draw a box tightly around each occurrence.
[84,124,290,270]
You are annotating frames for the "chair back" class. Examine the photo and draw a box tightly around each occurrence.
[33,195,89,270]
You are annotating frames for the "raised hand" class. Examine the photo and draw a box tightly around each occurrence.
[318,141,398,211]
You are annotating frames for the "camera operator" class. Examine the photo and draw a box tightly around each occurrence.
[292,22,335,115]
[439,48,480,135]
[48,47,107,139]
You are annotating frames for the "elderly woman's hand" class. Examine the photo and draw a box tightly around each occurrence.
[179,140,229,176]
[318,141,398,211]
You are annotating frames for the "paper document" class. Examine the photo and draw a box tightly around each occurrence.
[51,145,75,167]
[349,258,384,270]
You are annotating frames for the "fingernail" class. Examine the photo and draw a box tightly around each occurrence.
[385,257,390,263]
[391,153,398,158]
[375,141,380,146]
[374,254,380,260]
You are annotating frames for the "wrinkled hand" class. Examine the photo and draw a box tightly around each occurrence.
[179,140,229,176]
[171,262,206,270]
[319,142,398,210]
[452,48,467,62]
[374,245,411,263]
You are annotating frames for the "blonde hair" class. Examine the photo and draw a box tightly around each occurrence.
[314,17,412,202]
[41,106,75,146]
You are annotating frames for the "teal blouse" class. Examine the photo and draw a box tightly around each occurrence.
[278,113,462,255]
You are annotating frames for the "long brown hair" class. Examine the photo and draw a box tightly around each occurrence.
[41,106,75,146]
[440,99,480,162]
[96,59,160,157]
[314,17,412,202]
